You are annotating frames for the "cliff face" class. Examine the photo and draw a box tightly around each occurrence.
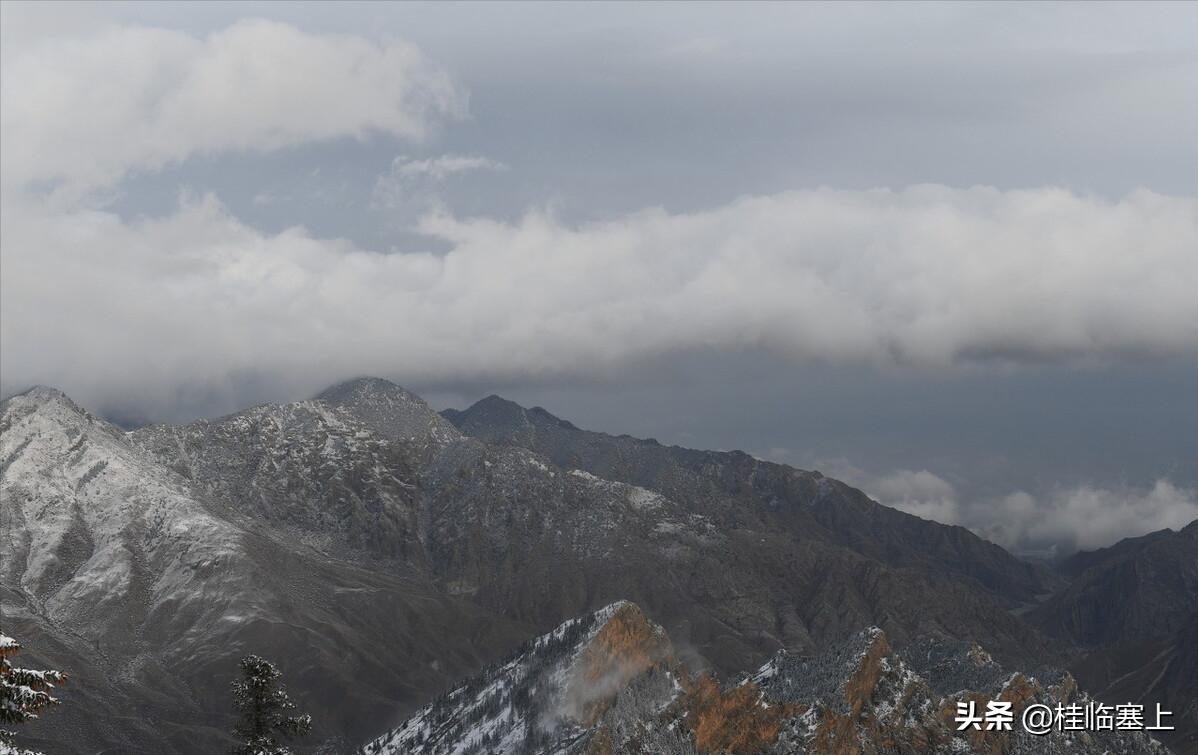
[361,602,1172,755]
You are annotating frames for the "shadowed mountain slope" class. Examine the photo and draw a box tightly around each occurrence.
[443,395,1056,608]
[1029,523,1198,754]
[1031,521,1198,646]
[133,381,1060,679]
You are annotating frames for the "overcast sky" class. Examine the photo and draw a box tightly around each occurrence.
[2,1,1196,556]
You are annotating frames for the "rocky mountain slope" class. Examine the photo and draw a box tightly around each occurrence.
[360,601,1172,755]
[133,380,1057,681]
[0,387,531,753]
[1030,522,1198,646]
[1,378,1190,753]
[1029,523,1198,755]
[443,395,1057,607]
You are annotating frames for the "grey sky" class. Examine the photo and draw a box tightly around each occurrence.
[2,1,1196,556]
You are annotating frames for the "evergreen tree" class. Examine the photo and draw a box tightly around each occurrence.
[230,655,312,755]
[0,634,67,755]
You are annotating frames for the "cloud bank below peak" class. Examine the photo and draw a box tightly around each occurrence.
[812,461,1198,556]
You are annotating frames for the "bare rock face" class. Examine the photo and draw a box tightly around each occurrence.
[360,602,1173,755]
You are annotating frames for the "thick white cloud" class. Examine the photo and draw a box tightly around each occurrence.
[866,469,962,526]
[979,480,1198,555]
[3,185,1197,418]
[0,19,465,195]
[1,17,1196,428]
[802,460,1197,554]
[801,461,963,527]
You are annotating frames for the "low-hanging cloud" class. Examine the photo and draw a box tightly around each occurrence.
[0,19,465,197]
[980,480,1198,555]
[865,469,963,526]
[821,461,1198,555]
[2,184,1197,419]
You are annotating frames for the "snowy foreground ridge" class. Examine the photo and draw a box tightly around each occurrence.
[358,602,1171,755]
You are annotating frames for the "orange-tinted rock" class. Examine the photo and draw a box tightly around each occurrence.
[567,603,675,725]
[681,675,799,754]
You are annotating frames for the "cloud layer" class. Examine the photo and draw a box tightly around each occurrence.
[827,463,1198,555]
[3,184,1197,418]
[0,19,464,196]
[982,480,1198,555]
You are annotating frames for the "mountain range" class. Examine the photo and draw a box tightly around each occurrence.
[0,378,1191,753]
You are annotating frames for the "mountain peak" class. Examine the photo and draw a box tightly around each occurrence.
[315,376,416,403]
[1,384,94,429]
[4,384,72,406]
[359,600,678,755]
[460,393,528,419]
[314,376,460,444]
[443,394,580,440]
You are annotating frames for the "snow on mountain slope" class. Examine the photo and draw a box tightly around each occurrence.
[129,379,1059,685]
[1,387,243,643]
[1,387,532,753]
[3,378,1171,754]
[131,395,431,563]
[361,602,1174,755]
[315,377,463,448]
[358,601,680,755]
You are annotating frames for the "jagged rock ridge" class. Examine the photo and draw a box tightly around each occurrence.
[360,602,1172,755]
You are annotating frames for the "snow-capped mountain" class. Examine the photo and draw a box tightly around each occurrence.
[0,385,531,753]
[0,378,1188,753]
[361,602,1172,755]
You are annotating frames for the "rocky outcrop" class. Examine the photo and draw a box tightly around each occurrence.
[361,603,1173,755]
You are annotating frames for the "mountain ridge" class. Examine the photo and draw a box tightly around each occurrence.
[360,599,1173,755]
[1,377,1186,753]
[442,393,1058,608]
